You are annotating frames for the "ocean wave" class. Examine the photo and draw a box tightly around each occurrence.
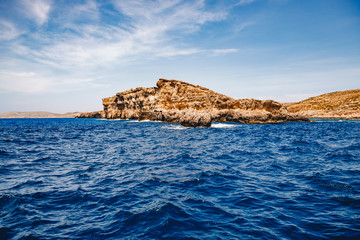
[96,118,125,121]
[211,123,238,128]
[0,118,359,239]
[162,125,188,130]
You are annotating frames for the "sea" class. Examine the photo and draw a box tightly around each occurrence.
[0,118,359,239]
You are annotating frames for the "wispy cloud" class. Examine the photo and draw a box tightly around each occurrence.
[20,0,53,26]
[54,0,100,30]
[0,19,23,40]
[211,48,239,56]
[12,0,231,69]
[0,0,243,93]
[234,21,255,32]
[235,0,256,6]
[112,0,226,32]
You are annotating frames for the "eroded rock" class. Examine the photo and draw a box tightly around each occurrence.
[76,111,104,118]
[179,111,212,127]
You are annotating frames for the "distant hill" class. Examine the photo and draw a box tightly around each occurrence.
[0,112,80,118]
[287,89,360,119]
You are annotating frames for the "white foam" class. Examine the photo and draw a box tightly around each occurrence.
[138,120,162,123]
[96,118,124,121]
[211,123,238,128]
[162,125,188,130]
[97,119,163,123]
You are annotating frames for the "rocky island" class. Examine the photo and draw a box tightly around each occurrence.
[77,78,307,127]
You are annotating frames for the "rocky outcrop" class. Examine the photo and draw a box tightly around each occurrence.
[78,78,308,126]
[287,89,360,119]
[76,111,104,118]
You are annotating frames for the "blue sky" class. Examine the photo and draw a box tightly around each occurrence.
[0,0,359,113]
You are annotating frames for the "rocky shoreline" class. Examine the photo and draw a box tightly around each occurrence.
[76,78,308,127]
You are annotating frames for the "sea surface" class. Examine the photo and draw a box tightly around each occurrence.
[0,118,359,239]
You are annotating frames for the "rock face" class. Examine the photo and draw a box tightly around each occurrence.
[287,89,360,119]
[76,110,104,118]
[78,78,308,126]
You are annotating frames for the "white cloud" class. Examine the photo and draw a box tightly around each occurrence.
[56,0,100,30]
[72,0,98,19]
[0,19,23,40]
[234,21,255,32]
[156,47,203,57]
[21,0,52,26]
[113,0,226,31]
[13,0,231,70]
[0,0,52,41]
[1,0,243,94]
[152,48,238,57]
[236,0,256,6]
[211,48,238,55]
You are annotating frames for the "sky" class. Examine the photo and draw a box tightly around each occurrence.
[0,0,359,113]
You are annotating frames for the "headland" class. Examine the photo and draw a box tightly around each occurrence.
[76,78,307,127]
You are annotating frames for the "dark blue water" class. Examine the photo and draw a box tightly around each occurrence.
[0,119,359,239]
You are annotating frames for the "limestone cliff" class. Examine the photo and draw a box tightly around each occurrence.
[287,89,360,119]
[77,78,306,126]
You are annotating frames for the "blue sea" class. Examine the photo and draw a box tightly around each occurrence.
[0,118,359,239]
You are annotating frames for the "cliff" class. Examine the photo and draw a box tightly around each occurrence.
[287,89,360,119]
[77,78,307,126]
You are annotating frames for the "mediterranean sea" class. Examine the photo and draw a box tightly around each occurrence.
[0,118,359,239]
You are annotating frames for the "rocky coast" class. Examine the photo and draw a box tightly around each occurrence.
[76,78,307,127]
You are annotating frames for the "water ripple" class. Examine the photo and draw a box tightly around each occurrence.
[0,118,359,239]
